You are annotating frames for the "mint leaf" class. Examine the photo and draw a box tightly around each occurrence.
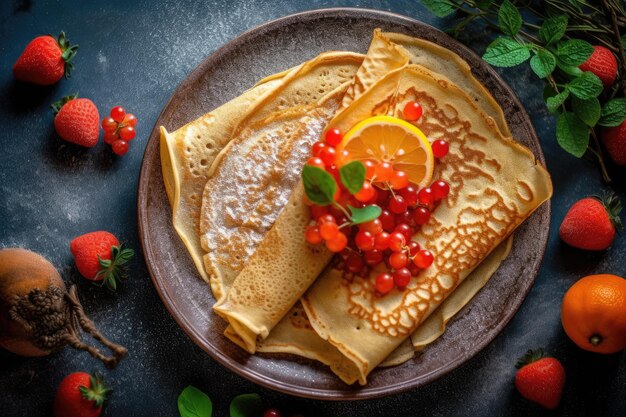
[572,96,601,127]
[178,386,212,417]
[339,161,366,194]
[530,49,556,79]
[539,15,568,44]
[546,89,569,113]
[567,72,603,100]
[598,98,626,127]
[302,165,337,205]
[422,0,455,17]
[476,0,493,7]
[555,39,594,66]
[498,0,522,36]
[229,394,263,417]
[483,37,530,67]
[348,205,382,225]
[556,112,589,157]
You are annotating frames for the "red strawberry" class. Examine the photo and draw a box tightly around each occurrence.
[579,45,618,88]
[602,120,626,165]
[52,95,100,147]
[53,372,110,417]
[514,349,565,410]
[13,32,78,85]
[559,193,622,251]
[70,231,134,290]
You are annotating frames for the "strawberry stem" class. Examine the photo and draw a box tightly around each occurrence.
[56,31,79,79]
[96,244,135,291]
[50,94,78,115]
[515,348,546,369]
[78,373,110,408]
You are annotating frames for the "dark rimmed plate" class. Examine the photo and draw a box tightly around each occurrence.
[138,8,551,400]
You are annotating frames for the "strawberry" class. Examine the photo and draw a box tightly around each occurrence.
[601,120,626,166]
[13,32,78,85]
[579,45,618,88]
[70,231,134,290]
[52,95,100,147]
[514,349,565,410]
[53,372,110,417]
[559,193,622,251]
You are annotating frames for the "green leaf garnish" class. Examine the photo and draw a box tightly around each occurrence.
[178,386,212,417]
[546,89,569,113]
[530,49,556,79]
[421,0,456,18]
[229,394,263,417]
[482,37,530,67]
[339,161,366,194]
[555,39,594,67]
[348,205,382,225]
[572,96,601,127]
[302,165,337,206]
[498,0,522,36]
[539,15,568,45]
[598,98,626,127]
[556,112,589,157]
[567,72,603,100]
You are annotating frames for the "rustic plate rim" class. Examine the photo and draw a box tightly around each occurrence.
[138,7,551,400]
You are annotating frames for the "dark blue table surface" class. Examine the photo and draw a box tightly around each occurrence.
[1,1,625,416]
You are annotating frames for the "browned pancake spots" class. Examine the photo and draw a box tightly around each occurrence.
[288,303,314,330]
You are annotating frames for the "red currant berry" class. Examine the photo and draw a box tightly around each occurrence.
[112,140,129,156]
[345,253,364,273]
[305,226,322,244]
[306,157,325,170]
[389,251,408,269]
[374,231,390,251]
[413,249,434,269]
[394,223,412,241]
[374,161,394,182]
[388,232,406,252]
[263,409,282,417]
[312,141,326,157]
[110,106,126,122]
[375,188,391,207]
[413,207,431,225]
[104,130,118,145]
[319,221,339,240]
[123,113,137,127]
[119,125,136,141]
[325,232,347,252]
[319,146,336,166]
[432,140,449,158]
[337,149,350,166]
[390,170,409,190]
[418,187,434,206]
[317,214,335,225]
[399,185,419,207]
[363,160,376,179]
[393,267,411,287]
[375,272,394,294]
[432,180,450,201]
[354,181,376,202]
[408,262,421,276]
[310,205,328,220]
[395,210,415,227]
[101,117,117,132]
[355,230,375,251]
[403,101,423,121]
[360,218,383,235]
[363,250,383,266]
[380,210,395,232]
[407,240,421,256]
[388,195,408,214]
[325,128,343,146]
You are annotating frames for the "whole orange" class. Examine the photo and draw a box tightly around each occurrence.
[561,274,626,354]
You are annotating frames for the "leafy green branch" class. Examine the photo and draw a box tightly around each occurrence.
[422,0,626,183]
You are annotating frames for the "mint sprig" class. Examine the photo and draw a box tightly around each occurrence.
[421,0,626,183]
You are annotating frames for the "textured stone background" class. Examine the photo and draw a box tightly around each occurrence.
[1,1,625,416]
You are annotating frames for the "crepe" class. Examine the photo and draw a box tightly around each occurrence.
[300,64,552,384]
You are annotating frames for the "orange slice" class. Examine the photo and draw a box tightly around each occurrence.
[336,115,434,188]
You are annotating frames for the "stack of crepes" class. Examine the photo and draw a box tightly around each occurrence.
[160,30,552,384]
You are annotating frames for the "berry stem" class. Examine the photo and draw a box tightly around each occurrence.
[589,129,612,184]
[332,201,352,219]
[589,334,603,346]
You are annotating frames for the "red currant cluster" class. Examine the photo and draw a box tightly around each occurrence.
[303,101,452,296]
[101,106,137,156]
